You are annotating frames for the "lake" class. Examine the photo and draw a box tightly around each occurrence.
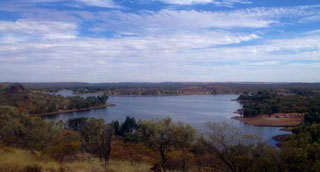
[47,90,290,146]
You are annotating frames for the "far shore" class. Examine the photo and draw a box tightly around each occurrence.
[35,103,116,117]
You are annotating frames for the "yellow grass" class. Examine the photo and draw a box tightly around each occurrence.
[0,146,154,172]
[106,160,151,172]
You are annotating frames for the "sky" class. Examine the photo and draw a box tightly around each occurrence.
[0,0,320,82]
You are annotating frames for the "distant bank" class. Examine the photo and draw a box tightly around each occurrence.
[37,103,116,117]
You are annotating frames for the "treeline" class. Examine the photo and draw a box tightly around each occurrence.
[0,84,109,114]
[1,104,320,171]
[68,95,109,110]
[238,90,320,117]
[13,82,320,96]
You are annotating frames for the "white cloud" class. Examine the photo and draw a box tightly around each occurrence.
[154,0,251,6]
[94,9,275,36]
[13,0,120,8]
[241,61,281,66]
[1,28,320,82]
[0,20,77,41]
[93,5,320,35]
[1,3,320,82]
[157,0,213,5]
[74,0,119,8]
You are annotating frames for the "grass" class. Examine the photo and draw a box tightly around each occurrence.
[106,160,151,172]
[0,145,156,172]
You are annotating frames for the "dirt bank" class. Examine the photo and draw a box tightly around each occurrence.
[273,134,290,148]
[232,113,304,127]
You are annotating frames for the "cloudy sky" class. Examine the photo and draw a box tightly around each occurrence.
[0,0,320,82]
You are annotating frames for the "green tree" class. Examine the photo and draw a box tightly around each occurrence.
[67,117,88,131]
[120,116,137,136]
[136,117,177,172]
[80,118,113,163]
[110,120,120,135]
[304,112,320,124]
[0,106,56,151]
[282,122,320,171]
[175,122,196,172]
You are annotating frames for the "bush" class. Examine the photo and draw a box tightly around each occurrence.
[42,130,82,161]
[0,106,56,151]
[21,165,42,172]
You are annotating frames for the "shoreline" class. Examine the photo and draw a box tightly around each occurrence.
[231,113,303,147]
[79,93,239,97]
[231,116,300,127]
[231,113,303,127]
[272,134,290,148]
[35,103,116,117]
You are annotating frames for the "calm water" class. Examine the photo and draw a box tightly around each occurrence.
[47,90,290,146]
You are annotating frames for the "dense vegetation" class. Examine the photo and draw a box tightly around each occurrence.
[2,105,320,172]
[279,111,320,171]
[0,84,109,114]
[0,106,112,162]
[1,84,320,171]
[238,90,320,117]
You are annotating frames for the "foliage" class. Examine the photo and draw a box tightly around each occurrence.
[281,112,320,172]
[111,140,156,165]
[205,122,268,172]
[42,130,82,161]
[0,84,109,115]
[68,95,108,110]
[0,106,56,151]
[80,118,113,162]
[167,150,196,171]
[131,117,196,172]
[67,117,88,131]
[304,112,320,124]
[119,116,137,136]
[110,120,120,135]
[134,117,176,172]
[174,122,196,172]
[18,82,320,96]
[0,105,113,163]
[3,84,320,172]
[192,135,217,171]
[238,90,320,117]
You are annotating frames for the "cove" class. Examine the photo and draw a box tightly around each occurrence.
[46,90,290,146]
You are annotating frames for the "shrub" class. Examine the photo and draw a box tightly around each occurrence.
[43,130,82,161]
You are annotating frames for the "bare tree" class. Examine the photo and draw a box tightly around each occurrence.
[205,122,266,172]
[98,125,113,163]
